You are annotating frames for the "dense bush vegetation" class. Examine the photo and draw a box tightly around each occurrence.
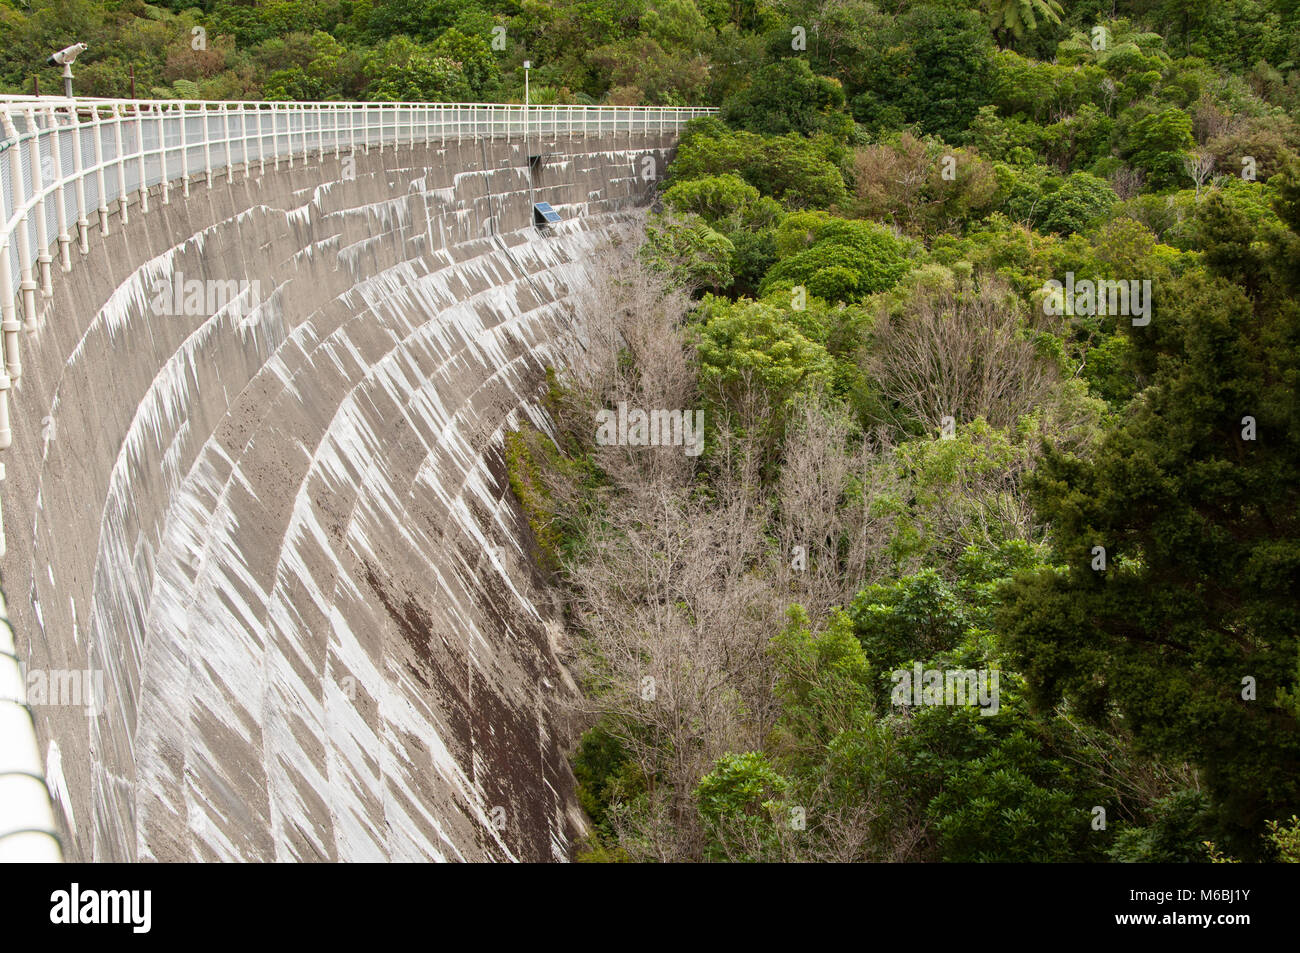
[494,1,1300,863]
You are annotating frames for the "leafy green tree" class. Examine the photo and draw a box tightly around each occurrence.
[663,173,762,225]
[1038,172,1119,235]
[1109,790,1215,862]
[998,179,1300,856]
[641,213,736,292]
[643,0,711,51]
[769,607,874,761]
[724,227,779,297]
[1122,107,1197,192]
[669,119,849,209]
[851,570,971,705]
[695,752,790,862]
[760,212,912,301]
[366,36,472,101]
[925,723,1094,862]
[720,57,853,140]
[854,4,995,141]
[844,555,1112,862]
[364,0,465,44]
[430,28,499,99]
[693,295,835,416]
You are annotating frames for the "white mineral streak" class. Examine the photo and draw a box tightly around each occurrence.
[14,137,666,862]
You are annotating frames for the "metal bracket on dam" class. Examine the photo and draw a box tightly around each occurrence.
[0,97,715,861]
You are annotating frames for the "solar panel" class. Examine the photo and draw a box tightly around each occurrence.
[533,202,561,226]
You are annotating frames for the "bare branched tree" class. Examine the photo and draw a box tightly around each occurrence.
[563,477,785,860]
[865,277,1057,432]
[1108,163,1145,200]
[774,393,901,623]
[1183,148,1217,199]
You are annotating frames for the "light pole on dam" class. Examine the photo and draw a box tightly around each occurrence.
[0,94,715,861]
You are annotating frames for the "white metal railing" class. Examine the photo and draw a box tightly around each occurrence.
[0,96,716,540]
[0,584,62,862]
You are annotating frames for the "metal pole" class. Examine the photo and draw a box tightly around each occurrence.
[72,103,91,245]
[25,109,54,298]
[49,105,72,271]
[112,104,130,223]
[159,103,171,205]
[2,113,39,328]
[0,232,20,386]
[92,105,109,234]
[137,103,150,213]
[202,105,214,186]
[179,102,190,197]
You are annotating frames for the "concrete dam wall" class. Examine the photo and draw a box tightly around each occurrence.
[0,104,690,861]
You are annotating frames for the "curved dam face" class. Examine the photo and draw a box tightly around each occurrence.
[3,130,677,861]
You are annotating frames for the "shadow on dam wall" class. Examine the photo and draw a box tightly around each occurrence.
[1,130,679,861]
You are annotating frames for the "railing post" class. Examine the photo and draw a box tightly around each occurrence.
[71,104,91,247]
[47,106,72,272]
[200,104,213,187]
[24,109,54,299]
[179,102,191,197]
[4,112,40,330]
[349,105,357,166]
[91,105,110,234]
[257,106,266,176]
[110,104,130,225]
[159,104,171,205]
[0,224,17,384]
[136,103,150,214]
[334,104,342,159]
[0,368,11,453]
[221,104,233,182]
[0,227,22,385]
[240,105,250,178]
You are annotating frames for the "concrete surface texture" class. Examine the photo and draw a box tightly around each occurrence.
[2,130,678,861]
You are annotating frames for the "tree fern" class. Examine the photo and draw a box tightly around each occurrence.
[988,0,1064,43]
